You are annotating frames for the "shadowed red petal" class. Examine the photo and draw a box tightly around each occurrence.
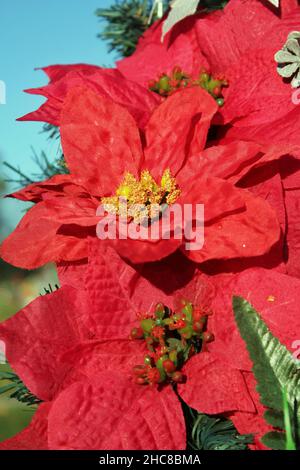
[184,187,280,264]
[117,16,209,87]
[0,202,88,269]
[178,353,256,415]
[0,287,86,401]
[43,196,99,227]
[60,87,143,196]
[195,0,280,73]
[19,67,160,128]
[48,373,185,450]
[144,87,217,179]
[230,373,273,450]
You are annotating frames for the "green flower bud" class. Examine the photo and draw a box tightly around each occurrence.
[140,319,154,333]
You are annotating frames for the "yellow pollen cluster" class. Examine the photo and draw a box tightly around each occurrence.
[102,169,181,224]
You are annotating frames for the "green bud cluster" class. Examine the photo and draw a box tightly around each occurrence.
[148,66,228,106]
[131,300,214,386]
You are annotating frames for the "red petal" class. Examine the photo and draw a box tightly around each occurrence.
[48,373,185,450]
[19,67,160,129]
[0,202,88,269]
[43,196,99,226]
[0,404,50,450]
[195,0,280,73]
[144,88,217,179]
[117,16,209,87]
[178,353,255,414]
[209,268,300,371]
[184,187,280,264]
[60,339,147,382]
[8,174,75,202]
[60,87,143,196]
[230,373,273,451]
[0,287,85,401]
[194,141,300,185]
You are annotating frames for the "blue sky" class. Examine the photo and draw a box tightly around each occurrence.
[0,0,115,239]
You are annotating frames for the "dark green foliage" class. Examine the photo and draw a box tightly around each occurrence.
[184,404,252,450]
[233,296,300,450]
[95,0,165,57]
[0,371,41,407]
[41,283,60,295]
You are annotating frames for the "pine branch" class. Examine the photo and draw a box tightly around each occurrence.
[182,400,252,450]
[95,0,167,57]
[0,371,41,407]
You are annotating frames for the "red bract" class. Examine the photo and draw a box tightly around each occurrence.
[1,86,285,269]
[117,0,300,144]
[178,267,300,449]
[0,241,214,450]
[18,65,161,129]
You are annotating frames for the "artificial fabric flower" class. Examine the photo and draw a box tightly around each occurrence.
[0,240,216,450]
[178,267,300,449]
[1,86,282,269]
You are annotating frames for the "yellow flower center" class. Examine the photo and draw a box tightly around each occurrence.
[102,169,181,223]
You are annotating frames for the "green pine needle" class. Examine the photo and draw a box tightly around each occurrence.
[0,371,41,407]
[95,0,165,57]
[182,401,252,450]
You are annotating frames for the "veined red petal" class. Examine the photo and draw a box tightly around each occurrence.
[60,87,143,196]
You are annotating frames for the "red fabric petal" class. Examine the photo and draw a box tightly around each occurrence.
[178,353,256,415]
[208,268,300,372]
[41,64,121,82]
[57,259,88,288]
[88,239,203,310]
[117,16,209,87]
[47,373,185,450]
[184,188,280,264]
[194,141,300,185]
[60,87,143,196]
[84,239,165,335]
[0,287,86,401]
[144,87,217,179]
[8,174,76,202]
[0,202,88,269]
[230,373,273,451]
[195,0,280,73]
[19,67,160,129]
[43,196,99,227]
[0,404,50,450]
[60,339,147,384]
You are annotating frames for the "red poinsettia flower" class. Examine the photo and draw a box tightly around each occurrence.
[177,267,300,450]
[0,240,216,450]
[117,0,300,142]
[117,0,300,279]
[16,1,300,278]
[1,86,284,270]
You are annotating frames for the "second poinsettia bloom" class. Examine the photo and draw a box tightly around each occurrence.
[1,86,280,267]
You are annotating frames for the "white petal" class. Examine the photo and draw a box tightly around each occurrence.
[274,50,300,63]
[291,68,300,88]
[277,63,299,78]
[286,38,300,56]
[288,31,300,41]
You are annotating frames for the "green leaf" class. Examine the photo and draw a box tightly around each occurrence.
[182,403,253,450]
[232,297,300,420]
[283,388,297,450]
[264,409,284,429]
[261,431,286,450]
